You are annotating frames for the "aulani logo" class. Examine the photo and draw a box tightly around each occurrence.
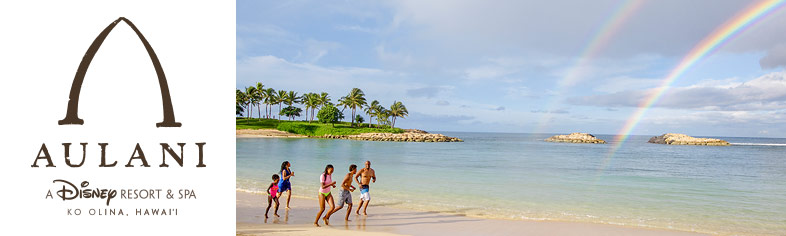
[32,17,205,169]
[59,17,181,127]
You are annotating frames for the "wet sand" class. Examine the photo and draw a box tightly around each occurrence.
[236,191,707,236]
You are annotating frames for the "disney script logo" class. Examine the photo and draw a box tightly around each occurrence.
[51,180,117,206]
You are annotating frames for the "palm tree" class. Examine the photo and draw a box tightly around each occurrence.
[315,92,330,122]
[376,107,390,127]
[338,88,367,127]
[301,92,311,122]
[284,91,300,105]
[245,86,257,120]
[262,88,275,119]
[254,82,265,119]
[276,90,287,120]
[282,91,301,120]
[364,100,380,128]
[236,89,246,117]
[389,101,408,128]
[302,93,319,123]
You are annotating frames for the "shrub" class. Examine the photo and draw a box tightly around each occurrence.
[317,104,340,126]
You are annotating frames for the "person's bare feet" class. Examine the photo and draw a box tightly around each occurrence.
[355,210,360,215]
[274,213,280,217]
[363,211,368,216]
[265,214,269,219]
[286,206,291,210]
[323,216,330,225]
[314,222,320,227]
[345,218,351,222]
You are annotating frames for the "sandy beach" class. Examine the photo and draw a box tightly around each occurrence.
[237,129,306,138]
[236,191,706,236]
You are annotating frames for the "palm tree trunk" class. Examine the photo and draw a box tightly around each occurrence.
[392,117,396,128]
[245,104,251,123]
[369,116,372,127]
[351,109,355,127]
[278,103,282,120]
[257,104,261,120]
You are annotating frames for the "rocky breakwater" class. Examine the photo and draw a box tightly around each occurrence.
[648,133,730,146]
[322,130,462,142]
[545,133,607,144]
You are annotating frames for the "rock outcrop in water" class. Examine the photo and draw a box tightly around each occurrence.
[648,133,730,146]
[322,130,462,142]
[545,133,606,144]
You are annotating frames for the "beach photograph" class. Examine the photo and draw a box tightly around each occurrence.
[236,1,786,235]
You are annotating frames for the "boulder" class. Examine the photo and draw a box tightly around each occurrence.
[648,133,730,146]
[321,130,463,142]
[545,133,606,144]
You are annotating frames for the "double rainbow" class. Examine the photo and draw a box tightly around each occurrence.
[532,0,644,134]
[601,0,786,169]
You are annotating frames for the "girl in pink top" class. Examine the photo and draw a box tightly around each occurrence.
[265,174,280,218]
[314,164,336,226]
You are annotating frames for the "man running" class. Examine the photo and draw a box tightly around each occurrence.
[328,164,357,221]
[354,160,376,215]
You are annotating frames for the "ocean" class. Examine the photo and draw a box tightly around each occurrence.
[236,132,786,235]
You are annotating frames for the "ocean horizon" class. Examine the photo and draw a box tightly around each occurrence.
[237,132,786,235]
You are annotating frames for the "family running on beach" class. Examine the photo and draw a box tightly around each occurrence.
[265,160,377,227]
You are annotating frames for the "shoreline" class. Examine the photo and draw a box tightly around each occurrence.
[236,129,462,142]
[236,191,706,236]
[236,129,307,138]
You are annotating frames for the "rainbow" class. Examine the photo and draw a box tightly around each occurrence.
[532,0,644,135]
[561,0,645,87]
[602,0,786,165]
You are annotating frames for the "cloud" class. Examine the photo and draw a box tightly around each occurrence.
[495,106,505,111]
[406,112,474,123]
[592,76,662,93]
[389,0,784,58]
[436,100,450,106]
[406,86,448,98]
[643,110,786,126]
[335,25,382,34]
[237,24,341,63]
[297,39,340,63]
[760,43,786,69]
[464,64,517,80]
[376,44,414,68]
[505,86,539,99]
[568,71,786,111]
[531,109,569,114]
[236,55,411,102]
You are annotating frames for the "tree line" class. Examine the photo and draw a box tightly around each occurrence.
[236,82,409,128]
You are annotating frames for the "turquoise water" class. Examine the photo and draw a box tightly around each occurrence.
[236,133,786,235]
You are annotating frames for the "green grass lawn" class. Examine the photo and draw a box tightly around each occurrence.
[236,118,404,136]
[236,118,280,129]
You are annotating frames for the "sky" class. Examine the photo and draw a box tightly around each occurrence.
[236,0,786,137]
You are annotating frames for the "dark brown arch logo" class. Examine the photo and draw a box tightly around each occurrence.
[59,17,181,127]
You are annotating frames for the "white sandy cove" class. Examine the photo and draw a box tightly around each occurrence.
[236,191,706,236]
